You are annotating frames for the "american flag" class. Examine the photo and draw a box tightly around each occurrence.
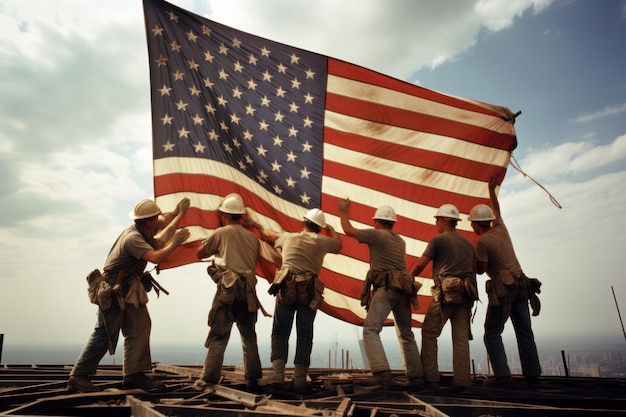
[143,0,518,327]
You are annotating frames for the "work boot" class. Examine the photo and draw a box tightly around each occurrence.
[525,376,541,385]
[246,379,260,392]
[192,378,208,391]
[389,376,426,390]
[483,376,513,388]
[67,375,101,393]
[293,364,313,394]
[425,381,440,389]
[359,370,393,387]
[193,375,220,391]
[123,372,166,392]
[258,359,285,387]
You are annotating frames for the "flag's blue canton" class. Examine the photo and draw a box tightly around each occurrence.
[146,2,328,207]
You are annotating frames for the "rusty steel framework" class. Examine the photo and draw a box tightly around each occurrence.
[1,363,626,416]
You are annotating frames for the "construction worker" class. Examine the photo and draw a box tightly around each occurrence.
[411,204,477,388]
[469,175,541,387]
[251,208,342,393]
[68,198,191,393]
[338,200,424,389]
[193,193,263,392]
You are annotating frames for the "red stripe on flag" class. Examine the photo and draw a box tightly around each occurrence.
[323,160,493,216]
[328,58,517,123]
[155,173,310,232]
[324,128,507,183]
[326,93,515,150]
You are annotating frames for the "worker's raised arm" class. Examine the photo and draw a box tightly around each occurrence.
[154,197,190,248]
[324,224,343,253]
[143,228,190,265]
[488,175,502,220]
[337,199,359,238]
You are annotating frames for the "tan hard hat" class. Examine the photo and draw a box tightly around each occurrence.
[218,193,246,214]
[468,204,496,222]
[372,205,397,222]
[304,208,326,228]
[132,199,161,220]
[435,204,461,220]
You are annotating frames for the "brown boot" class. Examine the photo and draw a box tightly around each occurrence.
[293,364,313,394]
[259,359,285,387]
[483,376,513,388]
[123,372,166,392]
[389,376,426,390]
[359,370,393,387]
[67,375,101,393]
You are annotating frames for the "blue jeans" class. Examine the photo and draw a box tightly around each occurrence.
[270,298,317,367]
[201,301,262,383]
[363,286,423,378]
[484,284,541,378]
[71,298,152,377]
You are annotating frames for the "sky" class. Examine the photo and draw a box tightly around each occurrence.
[1,0,626,366]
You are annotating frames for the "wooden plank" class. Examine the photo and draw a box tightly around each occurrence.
[154,364,202,379]
[127,395,169,417]
[201,382,266,407]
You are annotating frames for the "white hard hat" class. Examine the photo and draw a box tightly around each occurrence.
[372,205,397,222]
[435,204,461,221]
[304,208,325,228]
[468,204,496,222]
[132,199,161,220]
[218,193,246,214]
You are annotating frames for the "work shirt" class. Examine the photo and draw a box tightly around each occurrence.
[356,228,406,271]
[475,218,523,279]
[423,231,475,279]
[201,224,259,274]
[103,224,154,276]
[275,231,341,274]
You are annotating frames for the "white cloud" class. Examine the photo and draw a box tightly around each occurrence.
[572,102,626,123]
[19,147,134,202]
[475,0,554,31]
[509,133,626,181]
[207,0,557,77]
[0,1,143,65]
